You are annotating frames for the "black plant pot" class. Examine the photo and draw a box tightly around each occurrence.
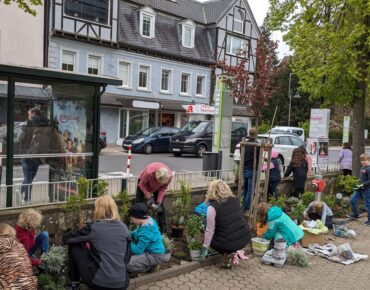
[171,226,184,238]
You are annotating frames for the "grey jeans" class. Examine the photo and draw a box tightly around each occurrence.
[128,252,166,274]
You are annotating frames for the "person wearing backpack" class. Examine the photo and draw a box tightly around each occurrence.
[17,107,49,204]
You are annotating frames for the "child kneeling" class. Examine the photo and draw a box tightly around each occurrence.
[16,209,49,266]
[128,203,166,274]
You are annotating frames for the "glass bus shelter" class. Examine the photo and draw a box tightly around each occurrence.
[0,64,121,207]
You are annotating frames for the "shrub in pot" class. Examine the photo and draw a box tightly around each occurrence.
[170,181,191,238]
[188,240,203,261]
[162,234,174,261]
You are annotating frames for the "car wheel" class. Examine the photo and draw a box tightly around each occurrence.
[196,144,207,158]
[173,152,182,157]
[143,144,153,154]
[97,142,102,154]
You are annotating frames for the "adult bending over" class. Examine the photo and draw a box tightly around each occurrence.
[64,195,131,290]
[135,162,173,233]
[303,201,333,229]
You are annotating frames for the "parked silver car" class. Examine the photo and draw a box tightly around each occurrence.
[233,133,306,166]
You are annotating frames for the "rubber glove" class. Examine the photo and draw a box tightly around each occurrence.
[199,246,209,262]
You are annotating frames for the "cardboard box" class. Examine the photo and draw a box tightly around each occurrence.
[301,230,325,247]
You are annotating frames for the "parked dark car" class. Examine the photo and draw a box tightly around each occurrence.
[169,120,248,157]
[98,130,107,153]
[122,126,180,154]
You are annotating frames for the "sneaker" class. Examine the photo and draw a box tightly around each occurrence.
[364,221,370,226]
[347,214,359,219]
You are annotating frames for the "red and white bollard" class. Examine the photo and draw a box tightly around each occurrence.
[126,144,132,175]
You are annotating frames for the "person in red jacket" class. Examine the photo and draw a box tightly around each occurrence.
[135,162,173,233]
[15,209,49,267]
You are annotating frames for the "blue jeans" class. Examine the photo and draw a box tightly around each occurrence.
[243,169,255,210]
[21,158,40,201]
[29,231,49,256]
[350,189,370,220]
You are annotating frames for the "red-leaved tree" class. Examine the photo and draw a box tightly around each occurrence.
[214,31,278,130]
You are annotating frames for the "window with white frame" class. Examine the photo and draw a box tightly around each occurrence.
[161,69,171,92]
[138,65,150,89]
[140,8,156,38]
[118,62,131,88]
[64,0,110,25]
[182,21,195,48]
[180,73,190,94]
[61,50,76,71]
[196,76,205,96]
[226,35,247,55]
[88,55,101,75]
[233,9,244,33]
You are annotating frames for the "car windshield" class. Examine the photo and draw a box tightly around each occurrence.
[183,121,209,133]
[257,136,273,144]
[181,122,200,132]
[269,128,286,134]
[137,127,159,136]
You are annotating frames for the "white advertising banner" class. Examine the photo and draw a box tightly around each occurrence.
[343,116,350,143]
[309,109,331,138]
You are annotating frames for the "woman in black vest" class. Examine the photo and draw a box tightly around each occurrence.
[199,180,251,268]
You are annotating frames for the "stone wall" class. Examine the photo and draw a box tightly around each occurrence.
[0,189,207,245]
[0,172,342,245]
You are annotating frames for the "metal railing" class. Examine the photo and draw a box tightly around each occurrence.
[0,169,235,209]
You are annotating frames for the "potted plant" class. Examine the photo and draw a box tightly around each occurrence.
[162,234,174,262]
[170,181,191,238]
[185,214,203,242]
[188,240,203,261]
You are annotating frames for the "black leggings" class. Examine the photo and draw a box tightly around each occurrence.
[135,185,167,233]
[68,244,126,290]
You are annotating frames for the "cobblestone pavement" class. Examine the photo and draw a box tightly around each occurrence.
[137,219,370,290]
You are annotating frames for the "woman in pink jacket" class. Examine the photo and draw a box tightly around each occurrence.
[135,162,173,233]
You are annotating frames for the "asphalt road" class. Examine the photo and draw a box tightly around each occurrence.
[2,146,369,183]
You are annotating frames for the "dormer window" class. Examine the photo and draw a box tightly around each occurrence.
[233,9,244,34]
[181,20,195,48]
[140,7,156,38]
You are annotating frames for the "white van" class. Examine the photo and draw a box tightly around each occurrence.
[267,126,305,142]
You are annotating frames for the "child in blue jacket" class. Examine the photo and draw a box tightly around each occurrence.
[127,203,166,274]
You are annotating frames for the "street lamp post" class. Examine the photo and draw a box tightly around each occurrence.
[288,73,301,126]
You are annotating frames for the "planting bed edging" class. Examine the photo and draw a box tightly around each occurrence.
[128,255,222,290]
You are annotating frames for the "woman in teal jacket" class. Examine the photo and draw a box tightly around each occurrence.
[259,203,304,246]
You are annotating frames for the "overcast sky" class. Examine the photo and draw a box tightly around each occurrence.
[196,0,290,59]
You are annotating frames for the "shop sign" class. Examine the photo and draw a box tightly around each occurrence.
[182,104,215,115]
[133,100,160,110]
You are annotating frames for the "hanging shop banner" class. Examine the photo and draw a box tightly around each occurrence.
[343,116,350,143]
[182,104,215,115]
[309,109,331,138]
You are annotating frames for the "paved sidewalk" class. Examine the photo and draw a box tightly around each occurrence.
[136,219,370,290]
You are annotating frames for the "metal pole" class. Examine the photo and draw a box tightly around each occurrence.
[288,73,292,126]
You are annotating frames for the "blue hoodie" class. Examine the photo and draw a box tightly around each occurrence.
[262,206,304,246]
[130,217,165,255]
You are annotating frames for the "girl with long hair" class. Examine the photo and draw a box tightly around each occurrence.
[284,148,308,197]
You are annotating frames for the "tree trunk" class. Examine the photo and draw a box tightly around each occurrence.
[352,88,366,177]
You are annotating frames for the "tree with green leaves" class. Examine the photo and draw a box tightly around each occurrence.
[2,0,42,16]
[268,0,369,176]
